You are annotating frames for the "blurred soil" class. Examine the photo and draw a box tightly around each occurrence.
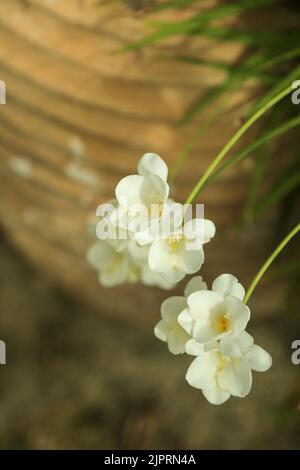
[0,232,299,449]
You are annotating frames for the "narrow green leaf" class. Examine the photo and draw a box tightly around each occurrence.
[185,85,293,204]
[242,101,291,223]
[124,0,283,50]
[261,46,300,72]
[255,163,300,214]
[249,65,300,115]
[181,62,274,124]
[206,114,300,187]
[153,0,205,11]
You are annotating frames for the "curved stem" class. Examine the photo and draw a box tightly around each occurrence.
[243,222,300,304]
[185,84,292,205]
[204,114,300,189]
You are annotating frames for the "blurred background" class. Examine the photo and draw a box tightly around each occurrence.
[0,0,299,449]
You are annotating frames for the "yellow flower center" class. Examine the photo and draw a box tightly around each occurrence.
[168,234,184,252]
[216,353,230,374]
[213,313,230,333]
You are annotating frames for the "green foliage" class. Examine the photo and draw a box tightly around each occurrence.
[207,114,300,188]
[125,0,300,222]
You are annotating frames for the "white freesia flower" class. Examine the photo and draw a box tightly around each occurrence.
[112,153,169,234]
[178,273,250,343]
[185,331,272,405]
[154,276,207,354]
[87,238,174,289]
[134,199,183,247]
[87,239,134,287]
[149,218,216,283]
[89,152,217,290]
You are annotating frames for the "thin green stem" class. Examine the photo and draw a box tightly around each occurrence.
[184,84,292,205]
[243,222,300,304]
[204,114,300,189]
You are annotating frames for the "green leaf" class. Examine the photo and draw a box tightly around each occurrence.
[242,100,291,223]
[181,84,229,124]
[249,65,300,115]
[199,26,300,47]
[176,54,273,81]
[181,61,274,124]
[206,114,300,187]
[153,0,205,11]
[175,55,237,72]
[255,162,300,214]
[124,0,283,50]
[260,46,300,72]
[185,85,293,204]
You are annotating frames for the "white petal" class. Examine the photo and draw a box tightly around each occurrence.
[87,241,115,269]
[148,239,174,273]
[212,274,245,301]
[218,360,252,398]
[108,236,130,253]
[138,153,168,182]
[140,173,169,207]
[157,276,176,290]
[202,219,216,244]
[154,320,169,343]
[160,268,186,284]
[141,266,175,290]
[193,323,218,343]
[224,296,250,335]
[100,255,129,287]
[184,276,207,298]
[202,386,231,405]
[115,175,145,207]
[161,296,186,327]
[185,339,204,356]
[176,245,204,274]
[184,218,216,245]
[177,308,193,335]
[187,290,222,321]
[220,331,254,358]
[204,341,220,352]
[185,352,219,390]
[110,205,129,230]
[127,240,148,261]
[245,345,272,372]
[168,326,190,355]
[161,201,184,232]
[134,227,154,246]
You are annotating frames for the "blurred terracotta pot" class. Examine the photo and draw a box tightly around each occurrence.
[0,0,284,323]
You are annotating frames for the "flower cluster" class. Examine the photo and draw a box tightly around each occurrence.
[87,237,174,289]
[87,151,273,405]
[87,153,215,288]
[154,274,272,405]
